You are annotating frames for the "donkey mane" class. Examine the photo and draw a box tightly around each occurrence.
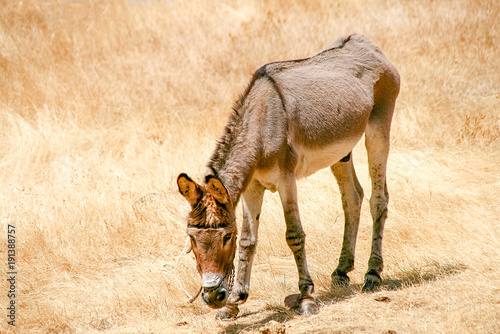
[206,67,268,178]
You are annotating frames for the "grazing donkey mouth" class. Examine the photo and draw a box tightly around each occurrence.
[201,266,234,309]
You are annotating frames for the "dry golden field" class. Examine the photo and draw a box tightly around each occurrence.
[1,0,499,333]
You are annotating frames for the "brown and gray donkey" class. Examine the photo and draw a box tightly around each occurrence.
[177,34,400,319]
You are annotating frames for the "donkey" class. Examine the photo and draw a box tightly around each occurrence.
[177,34,400,318]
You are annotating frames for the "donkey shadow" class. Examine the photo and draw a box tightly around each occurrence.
[221,260,466,334]
[222,306,294,334]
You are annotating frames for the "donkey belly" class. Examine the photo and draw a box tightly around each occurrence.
[294,136,361,179]
[253,135,362,192]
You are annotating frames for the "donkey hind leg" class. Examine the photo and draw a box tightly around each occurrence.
[278,173,318,315]
[217,181,265,320]
[363,122,391,292]
[330,153,364,287]
[362,65,399,293]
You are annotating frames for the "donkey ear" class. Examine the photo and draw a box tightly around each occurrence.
[177,173,202,207]
[205,175,230,205]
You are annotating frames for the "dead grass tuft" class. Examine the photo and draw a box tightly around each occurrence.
[458,110,500,145]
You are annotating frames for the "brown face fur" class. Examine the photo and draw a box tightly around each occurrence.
[178,174,237,279]
[187,226,236,276]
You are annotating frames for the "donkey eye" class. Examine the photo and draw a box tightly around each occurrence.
[223,233,232,246]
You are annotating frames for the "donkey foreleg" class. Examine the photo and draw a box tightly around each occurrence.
[217,181,265,319]
[278,174,318,315]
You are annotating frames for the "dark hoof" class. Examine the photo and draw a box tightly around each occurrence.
[362,273,382,293]
[216,304,239,320]
[284,294,300,309]
[300,298,319,315]
[284,294,319,315]
[331,272,350,287]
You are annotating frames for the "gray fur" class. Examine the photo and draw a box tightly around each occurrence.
[186,34,400,318]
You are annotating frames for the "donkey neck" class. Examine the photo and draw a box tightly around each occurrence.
[206,107,262,206]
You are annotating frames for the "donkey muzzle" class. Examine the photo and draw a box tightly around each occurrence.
[201,273,228,309]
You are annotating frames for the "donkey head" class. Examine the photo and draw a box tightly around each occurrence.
[177,173,237,309]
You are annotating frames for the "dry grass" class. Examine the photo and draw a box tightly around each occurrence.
[0,0,499,333]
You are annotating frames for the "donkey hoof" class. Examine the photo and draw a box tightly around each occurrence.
[362,273,382,293]
[331,272,350,287]
[216,304,239,320]
[300,298,319,316]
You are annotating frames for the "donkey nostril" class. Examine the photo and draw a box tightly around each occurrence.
[217,290,226,302]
